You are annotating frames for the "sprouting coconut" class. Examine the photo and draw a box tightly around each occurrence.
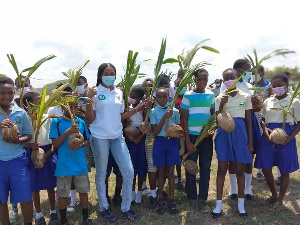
[0,107,19,142]
[139,121,152,134]
[165,119,184,138]
[251,94,264,111]
[124,126,140,141]
[269,128,288,145]
[31,146,45,169]
[217,111,235,133]
[184,160,198,175]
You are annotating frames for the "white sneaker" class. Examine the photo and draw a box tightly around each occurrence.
[142,187,151,197]
[9,210,18,223]
[67,200,79,212]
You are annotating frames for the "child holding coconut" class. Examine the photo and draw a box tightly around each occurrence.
[49,101,94,225]
[150,87,181,215]
[254,72,300,211]
[212,68,253,218]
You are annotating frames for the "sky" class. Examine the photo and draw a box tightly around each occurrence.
[0,0,299,88]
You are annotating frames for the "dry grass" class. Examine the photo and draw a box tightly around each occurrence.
[12,135,300,225]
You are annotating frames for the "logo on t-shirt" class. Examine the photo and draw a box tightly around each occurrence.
[98,94,106,100]
[239,100,245,106]
[15,116,22,124]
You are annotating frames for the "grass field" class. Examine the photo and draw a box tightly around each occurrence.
[12,135,300,225]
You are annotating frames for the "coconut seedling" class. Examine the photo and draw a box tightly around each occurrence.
[7,54,56,109]
[0,107,19,143]
[245,48,295,111]
[269,81,300,145]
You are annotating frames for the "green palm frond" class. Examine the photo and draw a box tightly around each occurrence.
[194,114,217,147]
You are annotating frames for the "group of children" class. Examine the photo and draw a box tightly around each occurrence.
[0,58,299,224]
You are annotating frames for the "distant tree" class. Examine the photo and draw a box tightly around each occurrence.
[265,66,300,80]
[0,74,7,77]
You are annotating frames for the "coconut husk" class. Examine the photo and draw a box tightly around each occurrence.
[31,148,45,169]
[124,126,141,141]
[251,94,264,111]
[0,106,19,142]
[269,128,288,145]
[217,111,235,132]
[139,121,152,134]
[68,133,84,150]
[166,124,184,138]
[184,160,198,175]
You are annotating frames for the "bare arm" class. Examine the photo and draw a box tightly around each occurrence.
[85,103,96,124]
[52,124,78,149]
[152,109,172,136]
[121,102,145,121]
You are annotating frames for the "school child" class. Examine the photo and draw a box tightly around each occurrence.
[212,68,253,218]
[174,78,187,190]
[250,65,272,181]
[153,75,175,101]
[23,92,59,225]
[49,101,94,225]
[0,77,33,225]
[209,79,222,97]
[254,73,300,211]
[125,85,148,204]
[181,69,215,212]
[142,78,159,210]
[150,87,181,215]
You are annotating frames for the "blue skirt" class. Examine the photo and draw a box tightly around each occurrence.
[215,118,252,164]
[27,145,57,192]
[251,111,261,154]
[254,123,299,173]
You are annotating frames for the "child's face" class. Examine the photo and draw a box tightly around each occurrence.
[194,72,208,91]
[102,66,116,77]
[63,102,80,117]
[156,89,169,107]
[15,78,30,89]
[271,78,287,89]
[223,70,237,81]
[0,83,15,107]
[129,91,142,105]
[158,77,170,88]
[31,95,41,106]
[77,78,87,88]
[236,64,251,76]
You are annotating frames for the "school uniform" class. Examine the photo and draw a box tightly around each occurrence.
[0,102,33,204]
[49,117,90,197]
[254,94,300,173]
[149,105,181,167]
[215,91,252,164]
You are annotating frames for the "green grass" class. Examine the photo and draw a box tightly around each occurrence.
[12,135,300,224]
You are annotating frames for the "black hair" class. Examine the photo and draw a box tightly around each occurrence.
[23,92,40,110]
[96,63,116,86]
[156,87,169,94]
[162,75,170,82]
[78,76,87,83]
[271,72,288,85]
[223,68,237,75]
[194,68,209,78]
[131,85,145,98]
[56,83,73,92]
[174,78,181,87]
[233,59,250,70]
[142,78,154,87]
[282,71,291,77]
[257,65,265,73]
[0,77,15,86]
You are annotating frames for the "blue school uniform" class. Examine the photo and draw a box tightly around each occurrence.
[254,123,299,173]
[49,117,90,176]
[251,111,261,154]
[150,106,181,167]
[126,138,147,176]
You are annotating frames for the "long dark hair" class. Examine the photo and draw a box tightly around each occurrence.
[96,63,116,86]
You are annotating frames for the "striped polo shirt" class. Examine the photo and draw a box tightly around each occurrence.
[181,89,215,135]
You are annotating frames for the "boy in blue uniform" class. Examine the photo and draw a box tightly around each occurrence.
[0,77,33,225]
[50,101,93,225]
[150,87,181,215]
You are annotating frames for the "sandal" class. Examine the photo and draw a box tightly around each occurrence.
[168,200,179,214]
[271,201,283,212]
[156,198,167,215]
[265,196,277,204]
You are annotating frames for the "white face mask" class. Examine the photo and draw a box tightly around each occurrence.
[251,74,262,83]
[76,85,86,95]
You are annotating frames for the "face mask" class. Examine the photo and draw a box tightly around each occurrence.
[224,80,236,89]
[158,102,169,109]
[272,86,286,96]
[102,76,116,86]
[175,87,187,95]
[251,74,262,83]
[76,85,86,95]
[17,87,31,95]
[128,97,136,105]
[243,71,252,81]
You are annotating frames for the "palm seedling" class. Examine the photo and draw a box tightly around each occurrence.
[7,54,56,108]
[245,48,295,111]
[269,81,300,144]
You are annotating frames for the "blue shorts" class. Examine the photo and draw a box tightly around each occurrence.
[126,138,147,176]
[106,152,120,178]
[215,118,252,164]
[254,123,299,173]
[0,154,32,204]
[153,137,181,167]
[251,111,262,154]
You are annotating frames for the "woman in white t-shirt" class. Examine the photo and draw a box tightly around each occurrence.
[85,63,145,222]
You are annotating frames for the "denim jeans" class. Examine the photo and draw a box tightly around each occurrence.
[185,135,213,200]
[90,135,134,212]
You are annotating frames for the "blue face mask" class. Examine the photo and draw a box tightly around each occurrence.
[102,76,116,86]
[175,87,187,95]
[158,102,169,109]
[243,72,252,81]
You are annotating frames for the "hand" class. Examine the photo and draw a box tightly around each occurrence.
[186,141,196,154]
[282,135,292,146]
[220,95,228,105]
[137,101,146,111]
[144,99,154,110]
[206,130,214,137]
[248,144,254,154]
[32,142,41,151]
[66,124,79,135]
[86,86,97,98]
[263,127,272,141]
[0,119,14,129]
[164,109,173,119]
[134,134,144,144]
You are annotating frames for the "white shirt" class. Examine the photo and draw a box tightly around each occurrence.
[215,91,252,118]
[47,106,63,116]
[220,81,254,95]
[262,94,300,124]
[90,85,124,139]
[30,114,52,146]
[129,105,143,127]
